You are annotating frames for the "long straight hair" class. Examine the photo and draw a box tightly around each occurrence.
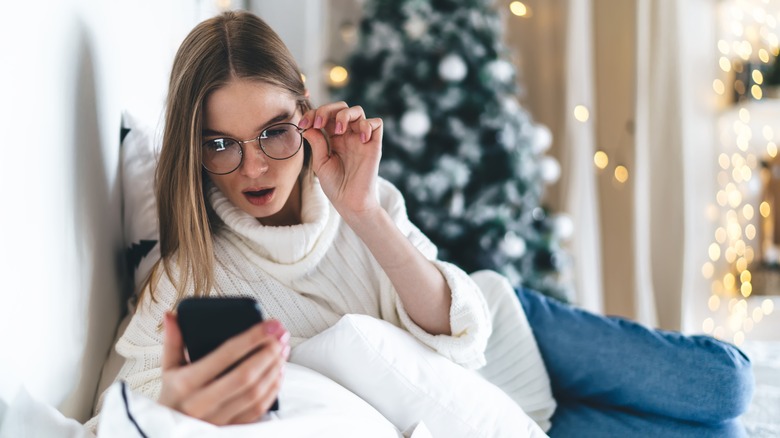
[142,11,312,304]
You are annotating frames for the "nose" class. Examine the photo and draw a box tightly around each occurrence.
[239,139,269,178]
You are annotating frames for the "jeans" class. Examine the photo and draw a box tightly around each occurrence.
[516,288,755,438]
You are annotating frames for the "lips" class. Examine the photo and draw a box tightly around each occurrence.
[242,187,275,206]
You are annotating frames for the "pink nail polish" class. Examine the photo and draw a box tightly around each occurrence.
[264,320,283,335]
[282,344,291,360]
[361,132,367,142]
[315,116,323,129]
[300,117,309,128]
[336,122,343,134]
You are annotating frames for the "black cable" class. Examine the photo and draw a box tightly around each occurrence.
[120,381,149,438]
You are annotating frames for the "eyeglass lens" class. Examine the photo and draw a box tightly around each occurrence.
[202,123,303,175]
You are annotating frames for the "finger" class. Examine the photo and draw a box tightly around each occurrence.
[192,347,283,424]
[186,321,283,386]
[302,128,331,172]
[355,118,383,143]
[334,105,366,135]
[230,376,284,424]
[162,312,186,370]
[302,102,349,130]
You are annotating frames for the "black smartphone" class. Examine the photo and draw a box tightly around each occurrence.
[176,297,279,411]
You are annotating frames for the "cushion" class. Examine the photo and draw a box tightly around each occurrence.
[97,363,409,438]
[120,111,162,295]
[290,314,547,438]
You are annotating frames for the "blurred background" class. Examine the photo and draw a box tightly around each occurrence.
[0,0,779,425]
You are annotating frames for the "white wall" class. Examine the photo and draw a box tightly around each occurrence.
[0,0,199,422]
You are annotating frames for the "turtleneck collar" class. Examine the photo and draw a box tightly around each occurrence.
[208,173,341,279]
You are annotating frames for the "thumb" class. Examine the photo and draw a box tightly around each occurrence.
[162,312,186,370]
[302,128,330,173]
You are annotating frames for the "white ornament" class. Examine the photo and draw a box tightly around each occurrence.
[532,124,553,154]
[539,156,561,183]
[500,231,527,258]
[486,60,513,83]
[438,54,468,82]
[552,214,574,240]
[404,15,428,39]
[400,110,431,138]
[449,190,465,217]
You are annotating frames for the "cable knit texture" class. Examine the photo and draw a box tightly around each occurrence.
[87,175,555,432]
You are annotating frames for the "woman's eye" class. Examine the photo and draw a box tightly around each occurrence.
[261,129,286,139]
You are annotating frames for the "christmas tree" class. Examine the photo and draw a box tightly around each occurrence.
[334,0,572,301]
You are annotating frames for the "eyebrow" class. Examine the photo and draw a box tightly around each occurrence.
[202,111,293,138]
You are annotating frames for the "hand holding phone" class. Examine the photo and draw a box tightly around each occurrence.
[156,297,287,424]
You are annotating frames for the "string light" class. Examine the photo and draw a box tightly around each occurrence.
[614,165,629,183]
[573,105,590,122]
[328,65,349,87]
[509,1,529,17]
[593,151,609,169]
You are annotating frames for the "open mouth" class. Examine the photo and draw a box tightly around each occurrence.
[243,188,275,205]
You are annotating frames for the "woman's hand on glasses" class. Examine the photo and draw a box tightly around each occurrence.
[301,102,383,224]
[157,312,289,425]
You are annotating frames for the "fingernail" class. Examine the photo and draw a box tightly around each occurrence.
[314,116,323,129]
[361,132,367,143]
[282,344,291,360]
[299,117,310,129]
[335,122,343,134]
[264,320,283,335]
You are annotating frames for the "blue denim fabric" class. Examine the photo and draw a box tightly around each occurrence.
[516,288,754,437]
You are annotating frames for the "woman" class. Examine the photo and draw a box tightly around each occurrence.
[92,9,753,437]
[94,9,512,428]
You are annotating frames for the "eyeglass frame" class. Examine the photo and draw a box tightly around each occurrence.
[201,122,308,175]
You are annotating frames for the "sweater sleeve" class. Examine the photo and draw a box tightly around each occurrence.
[377,178,492,370]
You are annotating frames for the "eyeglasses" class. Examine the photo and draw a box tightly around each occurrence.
[202,122,306,175]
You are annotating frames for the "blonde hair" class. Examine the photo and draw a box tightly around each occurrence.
[143,10,312,303]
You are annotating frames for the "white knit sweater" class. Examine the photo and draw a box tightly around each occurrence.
[109,176,493,401]
[89,175,555,431]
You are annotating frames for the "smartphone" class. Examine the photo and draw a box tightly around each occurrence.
[176,297,279,411]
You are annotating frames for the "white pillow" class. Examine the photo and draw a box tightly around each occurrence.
[97,363,406,438]
[290,314,548,438]
[120,111,162,294]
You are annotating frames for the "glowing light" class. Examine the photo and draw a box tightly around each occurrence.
[614,165,629,183]
[741,270,752,283]
[736,256,747,271]
[300,73,306,83]
[759,48,771,63]
[574,105,590,122]
[754,307,765,322]
[708,294,721,311]
[713,79,725,95]
[728,190,743,207]
[703,318,715,334]
[712,280,724,294]
[735,79,746,95]
[736,240,746,256]
[768,141,778,157]
[763,126,774,140]
[717,190,728,206]
[741,282,752,297]
[702,262,715,279]
[746,247,755,263]
[719,57,732,72]
[760,201,771,217]
[715,227,727,243]
[709,243,722,261]
[328,66,349,86]
[726,247,738,263]
[763,299,775,315]
[752,85,763,100]
[719,153,730,169]
[741,166,752,181]
[509,1,529,17]
[594,150,609,169]
[743,204,754,220]
[739,108,750,122]
[754,70,765,85]
[746,223,757,240]
[724,273,736,290]
[718,40,730,54]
